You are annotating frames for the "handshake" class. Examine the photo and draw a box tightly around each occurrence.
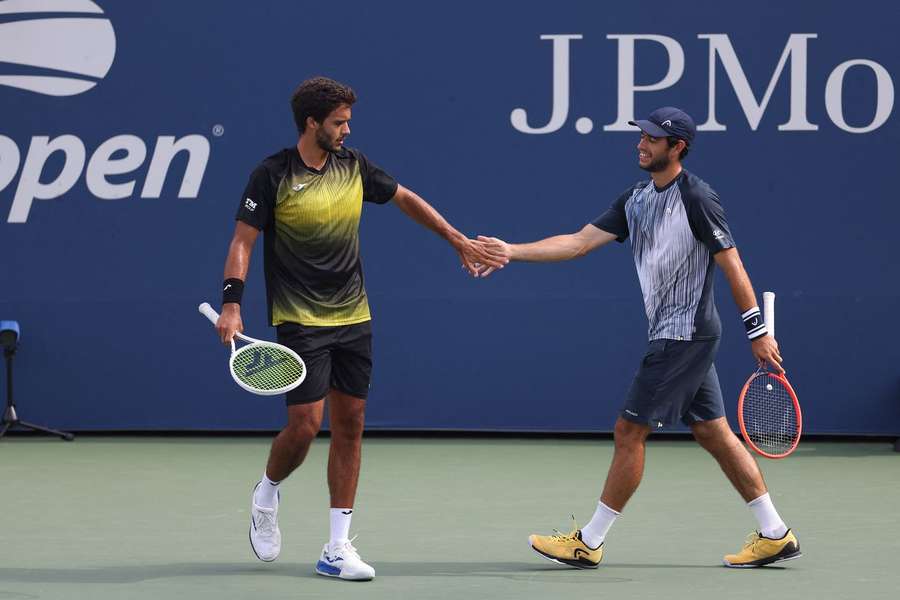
[455,235,512,278]
[445,224,610,277]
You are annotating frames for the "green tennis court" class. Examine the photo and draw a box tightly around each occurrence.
[1,436,897,599]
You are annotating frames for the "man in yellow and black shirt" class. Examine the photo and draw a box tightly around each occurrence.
[214,77,506,581]
[238,142,397,328]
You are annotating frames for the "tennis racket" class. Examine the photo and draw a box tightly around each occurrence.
[737,292,802,459]
[198,302,306,396]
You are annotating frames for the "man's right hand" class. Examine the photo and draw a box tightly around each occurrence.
[217,303,244,345]
[473,236,512,277]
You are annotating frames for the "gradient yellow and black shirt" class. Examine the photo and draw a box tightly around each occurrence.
[236,147,398,327]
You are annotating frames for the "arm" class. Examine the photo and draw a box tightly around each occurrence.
[508,224,616,261]
[217,221,260,344]
[714,247,784,373]
[391,184,508,276]
[474,224,617,276]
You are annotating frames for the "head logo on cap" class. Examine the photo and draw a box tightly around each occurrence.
[629,107,697,145]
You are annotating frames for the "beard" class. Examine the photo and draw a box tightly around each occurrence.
[315,128,341,153]
[640,152,671,173]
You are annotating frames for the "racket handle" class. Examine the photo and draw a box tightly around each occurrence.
[198,302,220,325]
[199,301,257,343]
[763,291,775,339]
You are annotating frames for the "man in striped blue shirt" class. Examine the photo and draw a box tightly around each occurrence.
[478,107,801,570]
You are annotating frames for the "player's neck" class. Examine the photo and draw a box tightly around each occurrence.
[296,137,328,171]
[650,163,683,190]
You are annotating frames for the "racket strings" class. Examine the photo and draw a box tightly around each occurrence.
[232,345,304,392]
[742,376,799,455]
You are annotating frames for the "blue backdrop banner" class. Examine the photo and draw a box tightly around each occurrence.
[1,0,898,433]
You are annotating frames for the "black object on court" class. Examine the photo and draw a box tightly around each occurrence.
[0,320,74,441]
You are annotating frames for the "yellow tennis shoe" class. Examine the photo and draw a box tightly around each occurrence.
[528,520,603,569]
[723,529,801,568]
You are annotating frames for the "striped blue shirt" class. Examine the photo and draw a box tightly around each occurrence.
[593,170,734,341]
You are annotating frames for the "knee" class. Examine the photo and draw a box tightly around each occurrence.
[692,420,735,454]
[284,416,322,443]
[614,419,648,450]
[330,408,365,442]
[692,425,716,449]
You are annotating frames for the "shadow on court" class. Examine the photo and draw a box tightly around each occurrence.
[0,563,310,584]
[0,560,745,585]
[785,442,897,458]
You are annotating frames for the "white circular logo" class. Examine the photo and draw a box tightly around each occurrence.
[0,0,116,96]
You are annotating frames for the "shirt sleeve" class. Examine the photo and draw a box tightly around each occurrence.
[591,185,635,242]
[680,181,735,254]
[235,164,275,230]
[356,150,399,204]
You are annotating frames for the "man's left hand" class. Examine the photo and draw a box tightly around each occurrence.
[455,237,508,277]
[751,335,784,374]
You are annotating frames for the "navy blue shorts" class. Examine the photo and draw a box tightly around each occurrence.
[621,338,725,428]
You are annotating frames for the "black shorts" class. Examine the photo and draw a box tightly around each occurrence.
[621,338,725,429]
[276,320,373,405]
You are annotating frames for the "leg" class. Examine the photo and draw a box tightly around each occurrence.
[706,419,802,567]
[691,417,766,502]
[325,321,372,508]
[266,399,325,482]
[528,338,668,568]
[250,400,323,563]
[529,416,648,568]
[540,341,661,558]
[598,340,676,511]
[315,390,375,581]
[326,389,366,508]
[267,321,333,482]
[689,384,799,566]
[600,417,652,511]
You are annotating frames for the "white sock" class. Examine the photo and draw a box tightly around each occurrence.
[254,473,280,509]
[747,493,788,539]
[579,501,620,549]
[330,508,353,545]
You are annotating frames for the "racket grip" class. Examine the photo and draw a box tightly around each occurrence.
[198,302,221,325]
[763,292,775,339]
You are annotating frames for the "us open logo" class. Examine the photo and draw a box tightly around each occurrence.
[0,0,217,224]
[0,0,116,96]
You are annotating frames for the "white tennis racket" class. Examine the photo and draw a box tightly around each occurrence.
[198,302,306,396]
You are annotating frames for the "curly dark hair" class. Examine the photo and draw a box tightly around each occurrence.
[291,77,357,134]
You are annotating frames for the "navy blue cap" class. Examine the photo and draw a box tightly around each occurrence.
[629,107,696,144]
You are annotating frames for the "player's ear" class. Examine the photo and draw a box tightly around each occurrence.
[306,116,319,131]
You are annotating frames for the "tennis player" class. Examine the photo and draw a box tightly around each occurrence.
[477,107,801,569]
[213,76,505,580]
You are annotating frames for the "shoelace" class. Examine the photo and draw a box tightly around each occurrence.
[741,532,762,552]
[331,535,362,560]
[549,515,580,542]
[255,508,278,536]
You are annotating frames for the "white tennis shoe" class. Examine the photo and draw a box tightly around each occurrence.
[315,537,375,580]
[249,482,281,562]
